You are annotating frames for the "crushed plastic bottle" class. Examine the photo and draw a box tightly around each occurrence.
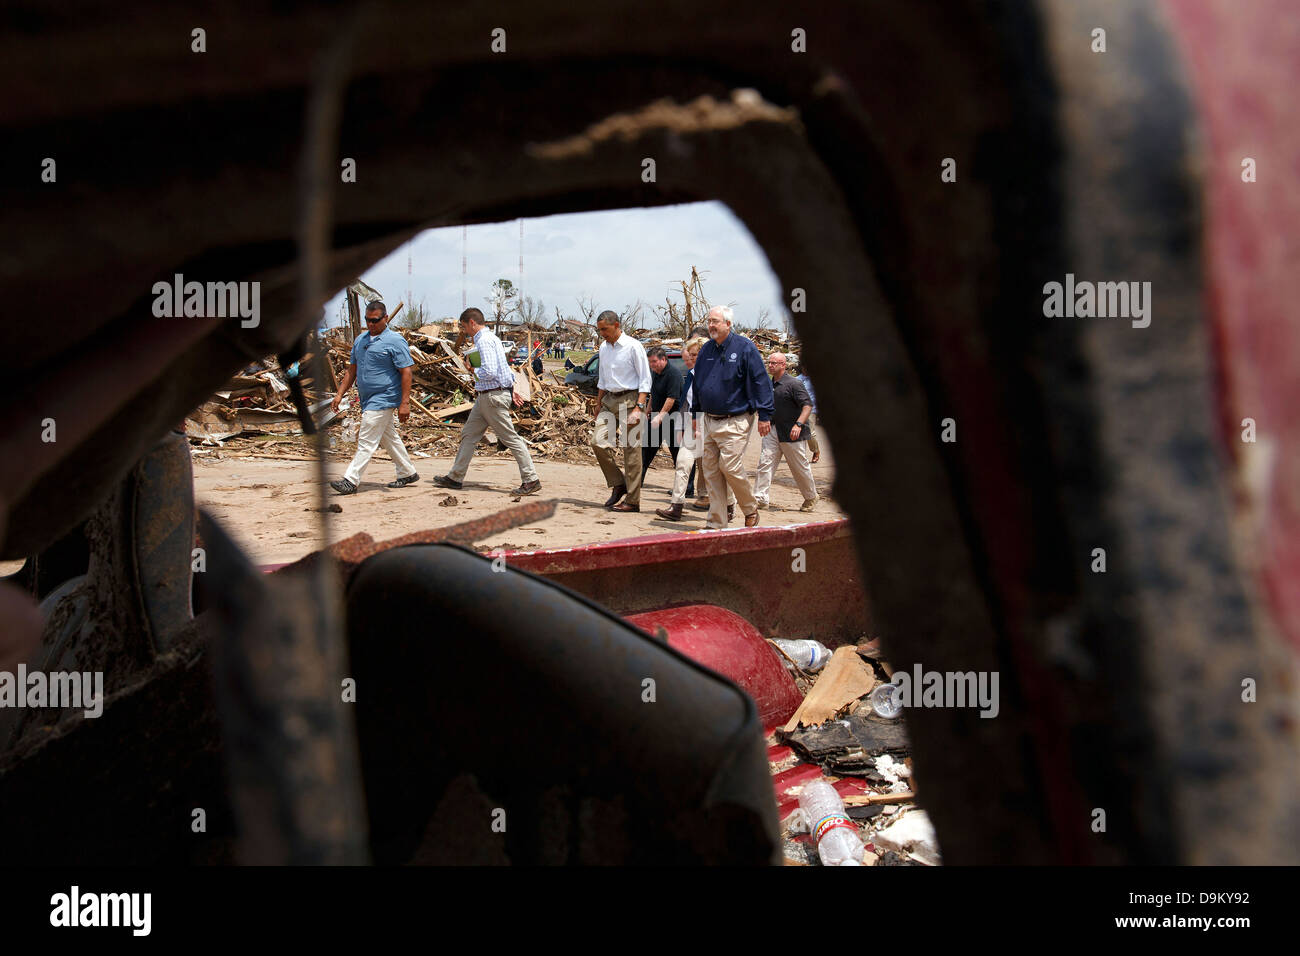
[796,778,866,866]
[870,681,904,718]
[770,638,832,673]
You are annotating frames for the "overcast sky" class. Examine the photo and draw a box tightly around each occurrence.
[322,201,787,329]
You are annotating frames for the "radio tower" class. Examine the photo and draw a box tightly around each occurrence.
[461,225,467,312]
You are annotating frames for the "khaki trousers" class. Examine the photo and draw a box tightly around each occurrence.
[592,390,645,506]
[344,407,416,485]
[701,412,758,529]
[753,430,818,504]
[449,388,538,483]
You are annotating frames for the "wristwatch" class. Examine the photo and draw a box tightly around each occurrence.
[635,401,646,410]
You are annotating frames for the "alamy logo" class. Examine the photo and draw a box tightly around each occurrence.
[50,886,151,936]
[152,273,260,328]
[0,665,104,718]
[875,664,1000,718]
[1042,273,1151,328]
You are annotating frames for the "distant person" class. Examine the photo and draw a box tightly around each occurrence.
[791,355,820,463]
[691,306,773,529]
[329,300,419,494]
[753,352,818,512]
[433,308,541,495]
[590,311,651,512]
[641,346,684,481]
[531,342,545,376]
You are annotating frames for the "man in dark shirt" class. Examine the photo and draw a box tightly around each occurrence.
[690,306,774,529]
[641,346,685,480]
[754,352,818,511]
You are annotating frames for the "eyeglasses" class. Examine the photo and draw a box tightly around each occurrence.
[365,316,384,323]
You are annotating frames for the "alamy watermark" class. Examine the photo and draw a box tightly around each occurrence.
[1042,273,1151,329]
[50,886,151,936]
[0,665,104,718]
[872,664,999,719]
[152,273,260,328]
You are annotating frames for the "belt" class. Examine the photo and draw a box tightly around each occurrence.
[478,386,512,393]
[705,410,752,421]
[605,388,637,396]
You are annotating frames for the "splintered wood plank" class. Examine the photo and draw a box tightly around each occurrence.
[782,646,878,732]
[513,369,532,402]
[424,401,474,418]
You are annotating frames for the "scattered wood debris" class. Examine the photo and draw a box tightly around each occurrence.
[184,325,599,463]
[781,646,878,731]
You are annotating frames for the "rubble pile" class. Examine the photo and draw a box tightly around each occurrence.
[184,326,597,462]
[769,637,940,867]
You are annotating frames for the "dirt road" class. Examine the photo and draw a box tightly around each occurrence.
[194,421,844,566]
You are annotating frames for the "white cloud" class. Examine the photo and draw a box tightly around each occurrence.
[322,201,785,328]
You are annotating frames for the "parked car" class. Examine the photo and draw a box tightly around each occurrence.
[564,349,684,395]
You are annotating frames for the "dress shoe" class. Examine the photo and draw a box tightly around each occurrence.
[655,503,683,521]
[611,502,640,513]
[744,511,760,528]
[433,474,463,489]
[513,479,542,496]
[604,485,628,508]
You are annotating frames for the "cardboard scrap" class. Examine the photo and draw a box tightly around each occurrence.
[782,646,877,732]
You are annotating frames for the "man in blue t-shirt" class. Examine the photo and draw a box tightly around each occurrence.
[329,300,419,494]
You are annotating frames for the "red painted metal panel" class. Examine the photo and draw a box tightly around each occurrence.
[506,519,872,647]
[625,604,804,727]
[1162,0,1300,652]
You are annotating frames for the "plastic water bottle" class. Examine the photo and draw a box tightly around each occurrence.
[798,779,866,866]
[771,639,832,673]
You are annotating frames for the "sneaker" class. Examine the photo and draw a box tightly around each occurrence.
[330,478,358,495]
[387,472,421,488]
[800,497,819,513]
[433,475,463,490]
[513,479,542,496]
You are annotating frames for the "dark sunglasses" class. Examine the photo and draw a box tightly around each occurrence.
[365,315,385,323]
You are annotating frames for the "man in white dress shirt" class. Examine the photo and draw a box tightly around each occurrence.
[590,310,652,512]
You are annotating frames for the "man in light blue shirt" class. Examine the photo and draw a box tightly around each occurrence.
[329,300,419,494]
[434,308,541,495]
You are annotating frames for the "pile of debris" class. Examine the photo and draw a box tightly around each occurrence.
[183,355,330,449]
[184,325,597,462]
[768,637,941,867]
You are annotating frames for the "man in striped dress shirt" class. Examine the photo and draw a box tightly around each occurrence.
[433,308,541,495]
